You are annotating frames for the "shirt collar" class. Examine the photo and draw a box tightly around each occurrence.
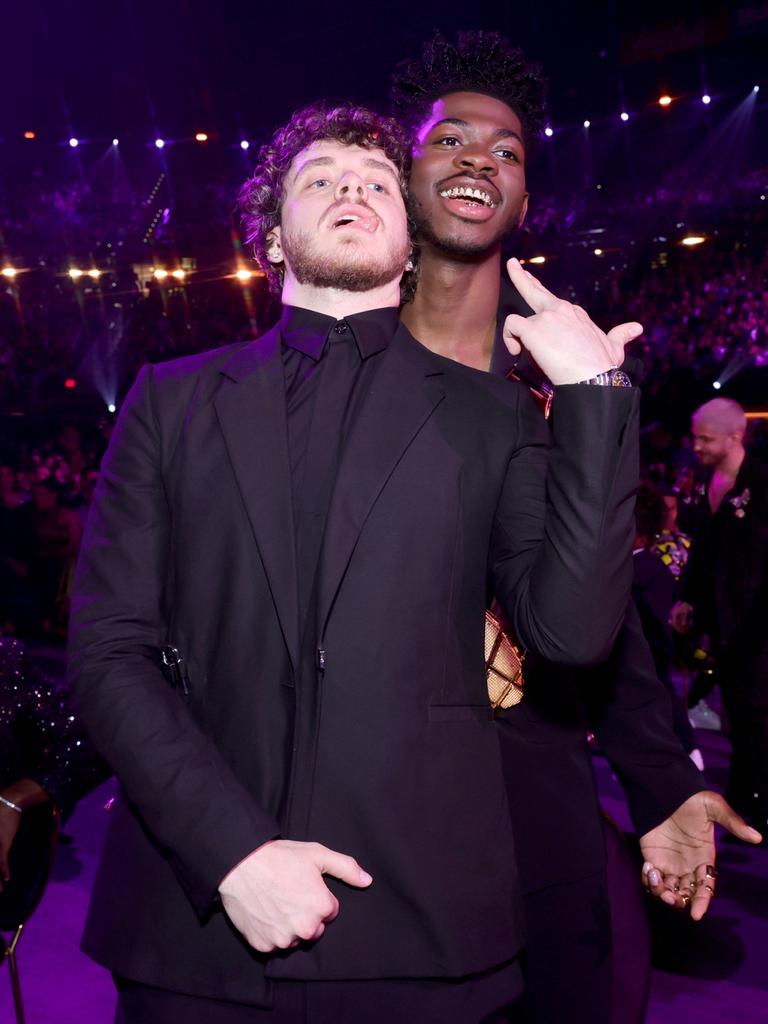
[280,305,400,361]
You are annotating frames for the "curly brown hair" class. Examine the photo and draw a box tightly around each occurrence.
[239,103,412,294]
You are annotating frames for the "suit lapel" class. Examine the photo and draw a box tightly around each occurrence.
[318,326,445,636]
[214,327,300,674]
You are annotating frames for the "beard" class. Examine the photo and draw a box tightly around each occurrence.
[408,193,520,261]
[281,226,410,293]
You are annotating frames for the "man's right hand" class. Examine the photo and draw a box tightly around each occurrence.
[670,601,694,634]
[218,839,373,953]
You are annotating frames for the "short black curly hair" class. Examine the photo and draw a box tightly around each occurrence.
[389,30,547,152]
[239,103,411,294]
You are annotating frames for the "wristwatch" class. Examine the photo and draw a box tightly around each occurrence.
[576,368,633,387]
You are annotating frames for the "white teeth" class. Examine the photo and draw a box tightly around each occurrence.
[438,185,496,207]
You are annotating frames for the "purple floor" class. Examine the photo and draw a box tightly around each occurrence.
[2,729,767,1023]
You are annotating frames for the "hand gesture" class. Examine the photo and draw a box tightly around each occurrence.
[640,791,762,921]
[218,839,372,952]
[502,258,643,386]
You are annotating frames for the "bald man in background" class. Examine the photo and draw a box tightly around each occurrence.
[672,398,768,837]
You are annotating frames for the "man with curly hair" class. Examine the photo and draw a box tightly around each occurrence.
[72,99,654,1022]
[391,29,761,1024]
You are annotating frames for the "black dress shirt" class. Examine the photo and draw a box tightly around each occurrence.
[280,304,399,629]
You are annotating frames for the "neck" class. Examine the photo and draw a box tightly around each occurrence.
[282,276,401,319]
[401,240,502,369]
[716,445,746,479]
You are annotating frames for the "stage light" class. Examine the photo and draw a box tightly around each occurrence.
[544,126,553,137]
[155,138,165,149]
[583,120,590,128]
[761,195,766,201]
[64,378,77,389]
[107,403,116,413]
[69,137,79,148]
[713,381,722,390]
[153,268,169,280]
[659,95,672,107]
[527,256,547,265]
[236,268,253,281]
[195,132,208,142]
[681,235,706,246]
[112,138,119,146]
[240,139,250,150]
[594,248,603,256]
[24,131,36,140]
[754,85,760,93]
[1,267,17,279]
[68,268,83,279]
[620,112,629,122]
[171,269,186,280]
[88,269,102,279]
[702,94,711,105]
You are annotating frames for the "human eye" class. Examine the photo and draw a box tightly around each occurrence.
[307,178,331,189]
[495,147,520,162]
[434,135,461,148]
[367,181,386,193]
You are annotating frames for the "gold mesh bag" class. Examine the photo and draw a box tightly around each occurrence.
[485,609,525,711]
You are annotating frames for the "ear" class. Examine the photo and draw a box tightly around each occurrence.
[517,192,530,230]
[266,226,283,264]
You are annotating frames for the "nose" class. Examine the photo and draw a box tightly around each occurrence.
[454,144,497,176]
[336,172,365,201]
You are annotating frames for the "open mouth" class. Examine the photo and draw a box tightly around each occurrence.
[438,185,498,208]
[331,210,379,232]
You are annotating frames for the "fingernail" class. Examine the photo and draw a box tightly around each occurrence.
[661,891,677,906]
[642,862,653,876]
[359,870,373,885]
[649,870,661,886]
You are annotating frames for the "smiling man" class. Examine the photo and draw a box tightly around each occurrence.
[391,30,761,1024]
[70,101,648,1023]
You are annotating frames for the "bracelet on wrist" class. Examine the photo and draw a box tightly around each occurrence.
[0,794,23,813]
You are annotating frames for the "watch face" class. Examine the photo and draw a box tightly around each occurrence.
[609,369,633,387]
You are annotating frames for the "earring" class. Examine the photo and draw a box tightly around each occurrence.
[405,257,414,271]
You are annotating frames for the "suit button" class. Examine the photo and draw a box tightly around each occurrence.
[334,321,348,334]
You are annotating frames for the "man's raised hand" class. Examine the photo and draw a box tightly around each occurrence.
[502,257,643,385]
[218,839,372,953]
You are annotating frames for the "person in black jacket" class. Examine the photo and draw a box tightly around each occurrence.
[70,102,651,1023]
[672,397,768,835]
[391,30,761,1024]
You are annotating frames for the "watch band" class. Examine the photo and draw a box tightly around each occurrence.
[576,368,633,387]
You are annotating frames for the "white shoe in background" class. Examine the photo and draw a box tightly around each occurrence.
[689,748,705,772]
[688,700,722,731]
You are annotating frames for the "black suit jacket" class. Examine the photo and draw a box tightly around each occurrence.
[69,320,639,1003]
[680,452,768,656]
[492,279,704,894]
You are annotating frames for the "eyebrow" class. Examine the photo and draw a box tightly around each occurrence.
[292,154,400,183]
[430,117,524,146]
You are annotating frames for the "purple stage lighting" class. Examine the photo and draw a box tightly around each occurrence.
[240,139,250,150]
[583,120,591,128]
[702,94,711,105]
[620,112,629,122]
[69,137,79,148]
[155,138,165,149]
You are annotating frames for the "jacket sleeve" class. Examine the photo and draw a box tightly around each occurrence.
[585,600,705,836]
[67,365,280,920]
[490,383,639,666]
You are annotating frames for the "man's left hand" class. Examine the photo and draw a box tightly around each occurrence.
[640,791,762,920]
